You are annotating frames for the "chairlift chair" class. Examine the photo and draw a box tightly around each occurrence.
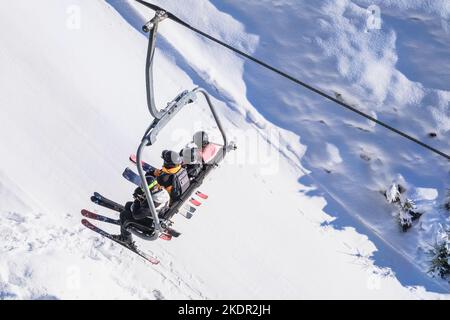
[132,9,236,241]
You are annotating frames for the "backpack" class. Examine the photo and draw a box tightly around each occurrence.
[171,168,190,201]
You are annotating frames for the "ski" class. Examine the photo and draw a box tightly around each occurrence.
[129,154,155,172]
[189,198,202,207]
[90,196,120,212]
[159,220,182,238]
[82,219,160,265]
[91,192,125,212]
[123,167,142,186]
[178,210,193,219]
[159,233,172,241]
[81,209,120,225]
[195,191,208,200]
[185,205,197,213]
[165,227,181,238]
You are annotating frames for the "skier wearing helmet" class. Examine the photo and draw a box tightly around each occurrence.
[192,131,221,163]
[179,146,203,179]
[147,150,190,202]
[179,131,221,180]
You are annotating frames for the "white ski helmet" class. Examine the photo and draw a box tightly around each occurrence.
[193,131,209,148]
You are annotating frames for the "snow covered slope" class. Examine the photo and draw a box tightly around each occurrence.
[0,0,448,299]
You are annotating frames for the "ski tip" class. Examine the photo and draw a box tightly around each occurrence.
[179,209,193,219]
[81,209,97,219]
[122,167,133,177]
[183,205,197,213]
[196,191,209,199]
[148,259,160,265]
[90,196,101,204]
[189,198,202,206]
[159,233,172,241]
[123,167,136,174]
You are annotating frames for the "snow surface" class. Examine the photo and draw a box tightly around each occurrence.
[0,0,449,299]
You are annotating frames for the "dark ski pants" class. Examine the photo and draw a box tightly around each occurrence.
[119,202,154,240]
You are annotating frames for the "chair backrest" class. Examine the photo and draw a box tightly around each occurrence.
[201,143,221,163]
[171,168,190,201]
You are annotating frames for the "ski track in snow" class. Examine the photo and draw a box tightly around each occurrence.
[0,0,449,299]
[0,204,209,299]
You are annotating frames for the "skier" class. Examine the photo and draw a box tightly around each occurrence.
[180,146,203,179]
[112,176,170,248]
[192,131,220,163]
[147,150,190,202]
[178,131,221,180]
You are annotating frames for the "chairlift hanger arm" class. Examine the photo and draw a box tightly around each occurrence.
[139,4,229,150]
[143,9,168,120]
[142,10,168,33]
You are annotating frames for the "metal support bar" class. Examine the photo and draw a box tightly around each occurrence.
[143,10,168,119]
[142,10,167,33]
[193,88,229,160]
[136,138,162,240]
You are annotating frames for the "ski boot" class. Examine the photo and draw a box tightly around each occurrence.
[112,234,137,250]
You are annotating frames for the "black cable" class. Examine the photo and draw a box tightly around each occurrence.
[134,0,450,161]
